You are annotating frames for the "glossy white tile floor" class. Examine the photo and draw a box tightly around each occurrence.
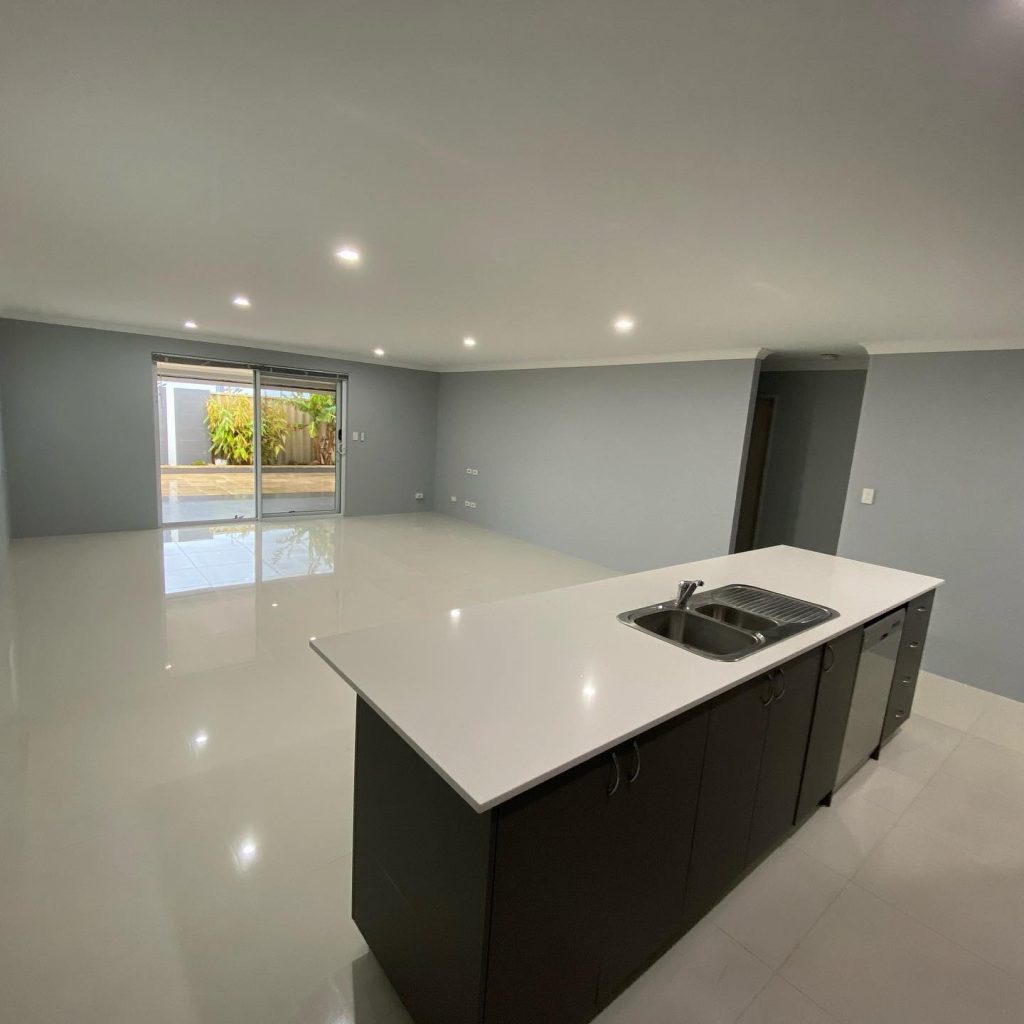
[0,515,1022,1024]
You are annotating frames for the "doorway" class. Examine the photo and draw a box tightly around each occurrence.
[155,357,346,526]
[733,363,867,555]
[733,395,775,553]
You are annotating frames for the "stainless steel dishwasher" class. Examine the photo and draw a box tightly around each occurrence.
[835,608,904,789]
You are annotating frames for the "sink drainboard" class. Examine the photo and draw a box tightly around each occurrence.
[697,584,834,625]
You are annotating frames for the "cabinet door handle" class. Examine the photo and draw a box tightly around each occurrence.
[761,677,775,707]
[773,668,787,702]
[823,644,835,673]
[607,751,621,798]
[909,641,920,649]
[895,710,906,719]
[627,740,641,784]
[916,605,927,613]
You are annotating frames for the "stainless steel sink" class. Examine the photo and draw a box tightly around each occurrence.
[690,602,776,633]
[618,584,838,661]
[625,606,762,659]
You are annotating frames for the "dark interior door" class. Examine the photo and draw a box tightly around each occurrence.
[597,709,709,1005]
[683,675,772,925]
[747,648,823,862]
[733,395,774,552]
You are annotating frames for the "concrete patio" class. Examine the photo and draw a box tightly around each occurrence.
[161,466,337,521]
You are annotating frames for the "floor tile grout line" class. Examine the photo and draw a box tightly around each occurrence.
[705,922,774,1022]
[764,970,846,1024]
[914,689,996,735]
[843,878,1024,994]
[852,760,1024,989]
[776,876,856,981]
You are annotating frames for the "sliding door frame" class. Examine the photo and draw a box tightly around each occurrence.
[154,354,348,528]
[253,369,345,520]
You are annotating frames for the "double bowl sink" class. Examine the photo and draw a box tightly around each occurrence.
[618,584,838,661]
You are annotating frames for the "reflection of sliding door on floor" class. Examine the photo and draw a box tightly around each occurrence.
[256,373,342,516]
[156,358,345,525]
[157,362,257,524]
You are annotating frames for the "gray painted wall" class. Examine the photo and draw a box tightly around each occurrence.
[754,369,866,554]
[0,318,439,537]
[838,350,1024,701]
[434,360,759,571]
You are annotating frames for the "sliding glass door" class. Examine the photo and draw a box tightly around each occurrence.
[157,362,257,524]
[156,358,345,526]
[256,372,342,517]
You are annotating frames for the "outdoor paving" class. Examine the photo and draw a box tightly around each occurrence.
[160,468,335,497]
[161,468,337,522]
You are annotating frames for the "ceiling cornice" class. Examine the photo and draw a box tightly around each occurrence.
[862,338,1024,356]
[437,348,769,373]
[0,309,437,373]
[8,309,1024,372]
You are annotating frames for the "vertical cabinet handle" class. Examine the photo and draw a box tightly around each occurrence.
[823,644,835,673]
[773,668,787,702]
[761,676,775,706]
[627,740,641,784]
[607,751,621,798]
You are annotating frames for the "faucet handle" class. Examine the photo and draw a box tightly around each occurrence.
[676,579,705,606]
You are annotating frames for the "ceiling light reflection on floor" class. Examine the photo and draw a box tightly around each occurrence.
[233,835,261,873]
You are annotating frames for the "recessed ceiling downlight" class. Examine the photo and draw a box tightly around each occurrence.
[613,315,636,334]
[335,246,362,265]
[183,320,197,330]
[463,336,477,348]
[373,347,385,357]
[232,295,251,308]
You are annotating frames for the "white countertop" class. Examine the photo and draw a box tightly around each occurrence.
[312,546,942,812]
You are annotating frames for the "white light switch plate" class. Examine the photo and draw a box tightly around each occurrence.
[861,487,875,505]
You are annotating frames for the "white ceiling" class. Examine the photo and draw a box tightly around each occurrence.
[2,1,1023,371]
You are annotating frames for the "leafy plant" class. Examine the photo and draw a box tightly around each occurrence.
[259,397,291,464]
[288,393,337,465]
[206,393,253,464]
[205,393,292,465]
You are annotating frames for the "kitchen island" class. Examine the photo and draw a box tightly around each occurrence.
[312,545,942,1024]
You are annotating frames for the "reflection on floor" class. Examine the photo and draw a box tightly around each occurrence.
[0,513,613,1024]
[2,514,1024,1023]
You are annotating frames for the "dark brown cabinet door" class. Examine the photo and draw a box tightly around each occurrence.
[747,648,823,863]
[596,709,709,1005]
[796,629,862,821]
[486,708,710,1024]
[683,674,772,925]
[485,753,614,1024]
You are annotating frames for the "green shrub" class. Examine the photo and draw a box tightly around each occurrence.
[205,393,291,465]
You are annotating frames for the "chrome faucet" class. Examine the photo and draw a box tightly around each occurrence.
[676,579,705,609]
